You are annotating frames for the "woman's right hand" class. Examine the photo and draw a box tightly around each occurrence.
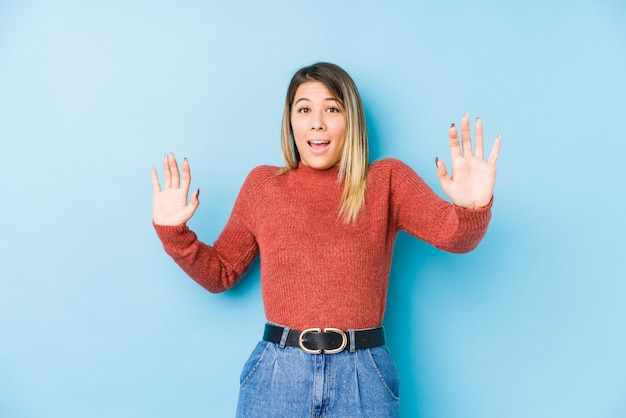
[151,153,200,226]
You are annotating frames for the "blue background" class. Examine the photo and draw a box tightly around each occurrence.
[2,1,625,417]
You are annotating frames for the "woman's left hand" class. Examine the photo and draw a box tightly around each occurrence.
[436,113,502,209]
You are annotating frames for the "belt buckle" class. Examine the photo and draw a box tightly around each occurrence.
[298,327,348,355]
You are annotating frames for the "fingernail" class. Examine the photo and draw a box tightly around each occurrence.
[476,116,481,122]
[463,112,468,117]
[197,188,200,197]
[435,157,439,167]
[450,123,455,128]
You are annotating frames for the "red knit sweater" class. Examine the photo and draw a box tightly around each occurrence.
[154,158,492,331]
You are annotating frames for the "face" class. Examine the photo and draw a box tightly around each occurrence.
[290,81,346,170]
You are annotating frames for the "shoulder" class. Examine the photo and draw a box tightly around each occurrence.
[369,158,418,179]
[370,158,411,170]
[247,164,282,177]
[238,165,285,198]
[243,165,282,185]
[368,158,430,194]
[233,165,283,208]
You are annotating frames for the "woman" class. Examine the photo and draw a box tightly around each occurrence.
[151,62,501,417]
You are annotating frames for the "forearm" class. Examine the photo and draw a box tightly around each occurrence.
[153,222,243,293]
[429,197,492,253]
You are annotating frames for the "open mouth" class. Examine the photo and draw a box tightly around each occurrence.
[308,140,330,152]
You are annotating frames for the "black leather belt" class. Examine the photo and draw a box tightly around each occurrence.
[263,323,385,354]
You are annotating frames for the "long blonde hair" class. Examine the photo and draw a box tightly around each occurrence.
[280,62,369,224]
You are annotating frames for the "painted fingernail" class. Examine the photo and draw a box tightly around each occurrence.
[197,188,200,197]
[476,116,481,121]
[450,123,455,128]
[435,157,439,167]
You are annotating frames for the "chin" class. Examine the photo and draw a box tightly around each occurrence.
[303,159,339,170]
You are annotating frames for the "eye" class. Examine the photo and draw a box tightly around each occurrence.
[296,107,310,113]
[327,106,341,113]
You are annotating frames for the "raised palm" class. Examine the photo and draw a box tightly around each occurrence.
[151,153,200,226]
[436,113,502,209]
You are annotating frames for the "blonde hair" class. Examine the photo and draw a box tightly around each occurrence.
[280,62,369,224]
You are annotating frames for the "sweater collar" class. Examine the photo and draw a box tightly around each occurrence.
[293,162,341,181]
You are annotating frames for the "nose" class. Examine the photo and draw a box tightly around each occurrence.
[310,111,326,131]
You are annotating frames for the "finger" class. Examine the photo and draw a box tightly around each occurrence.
[435,157,449,179]
[487,134,502,165]
[436,158,451,192]
[183,188,201,221]
[448,123,462,159]
[162,154,172,189]
[190,188,200,207]
[461,112,471,156]
[168,152,181,188]
[151,167,162,193]
[181,157,192,195]
[475,117,484,160]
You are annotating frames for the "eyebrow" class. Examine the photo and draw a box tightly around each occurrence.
[294,97,339,105]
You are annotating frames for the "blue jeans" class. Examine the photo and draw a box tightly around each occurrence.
[236,340,400,417]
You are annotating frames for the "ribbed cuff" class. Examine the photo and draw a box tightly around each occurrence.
[454,196,494,228]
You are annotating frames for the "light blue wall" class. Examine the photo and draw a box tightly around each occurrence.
[1,1,625,417]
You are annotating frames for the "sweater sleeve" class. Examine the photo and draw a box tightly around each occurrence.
[153,169,260,293]
[388,159,492,253]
